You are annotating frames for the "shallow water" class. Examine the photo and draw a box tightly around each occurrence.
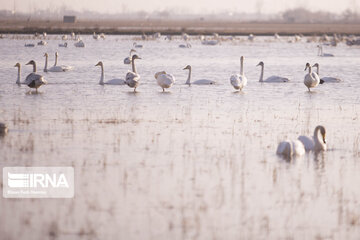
[1,35,360,239]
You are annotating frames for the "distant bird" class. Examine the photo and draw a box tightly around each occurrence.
[183,65,215,85]
[155,71,176,91]
[133,42,143,48]
[74,40,85,48]
[230,56,247,91]
[93,32,100,40]
[95,61,125,85]
[25,43,35,47]
[25,60,47,92]
[312,63,342,84]
[248,34,255,41]
[256,61,289,82]
[125,55,142,92]
[304,63,320,91]
[179,43,191,48]
[124,49,136,64]
[276,140,305,159]
[317,45,334,57]
[59,42,68,48]
[0,122,8,136]
[37,40,47,46]
[298,125,327,151]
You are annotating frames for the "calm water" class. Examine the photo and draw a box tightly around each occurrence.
[1,35,360,239]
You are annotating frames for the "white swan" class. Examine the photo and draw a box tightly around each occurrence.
[312,63,342,84]
[25,60,47,92]
[155,71,176,91]
[183,65,215,85]
[179,43,191,48]
[124,49,136,64]
[230,56,247,91]
[276,140,305,159]
[93,32,100,40]
[43,53,72,72]
[95,61,125,85]
[256,61,290,83]
[304,63,320,91]
[133,42,143,48]
[317,45,334,57]
[37,40,47,46]
[298,125,327,151]
[125,55,141,92]
[54,52,72,71]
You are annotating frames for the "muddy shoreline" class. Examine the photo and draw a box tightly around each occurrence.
[1,19,360,35]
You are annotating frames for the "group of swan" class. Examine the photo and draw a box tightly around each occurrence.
[303,62,341,90]
[277,125,327,159]
[14,60,47,92]
[44,52,73,72]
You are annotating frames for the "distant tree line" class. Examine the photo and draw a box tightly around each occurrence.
[282,8,359,23]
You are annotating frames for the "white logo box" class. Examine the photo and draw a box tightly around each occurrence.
[3,167,74,198]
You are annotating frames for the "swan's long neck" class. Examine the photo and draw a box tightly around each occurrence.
[314,126,326,150]
[308,65,312,74]
[186,68,191,85]
[240,58,244,75]
[32,63,37,73]
[131,59,137,73]
[54,54,58,66]
[44,55,48,72]
[16,66,21,84]
[99,65,104,85]
[315,65,319,75]
[259,65,264,82]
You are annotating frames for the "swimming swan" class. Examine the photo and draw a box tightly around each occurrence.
[230,56,247,90]
[14,63,24,85]
[95,61,126,85]
[124,49,136,64]
[276,140,305,159]
[155,71,176,91]
[125,54,141,92]
[25,60,47,91]
[317,45,334,57]
[256,61,289,82]
[312,63,342,84]
[298,125,327,151]
[44,53,72,72]
[304,63,320,91]
[183,65,215,85]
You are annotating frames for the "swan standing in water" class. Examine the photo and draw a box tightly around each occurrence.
[298,125,327,151]
[124,49,136,64]
[317,45,334,57]
[25,60,47,92]
[155,71,176,91]
[230,56,247,91]
[312,63,342,84]
[95,61,125,85]
[276,140,305,159]
[183,65,215,85]
[125,55,141,92]
[304,63,320,91]
[256,61,289,82]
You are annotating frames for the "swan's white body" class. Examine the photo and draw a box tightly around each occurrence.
[230,56,247,90]
[93,32,100,40]
[95,61,125,85]
[304,63,320,91]
[317,45,334,57]
[124,49,136,65]
[312,63,342,84]
[25,60,47,91]
[257,61,289,83]
[74,40,85,47]
[298,126,327,151]
[276,140,305,159]
[155,71,176,91]
[44,53,72,72]
[183,65,215,85]
[125,55,141,91]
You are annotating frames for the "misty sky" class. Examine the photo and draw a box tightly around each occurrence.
[1,0,359,14]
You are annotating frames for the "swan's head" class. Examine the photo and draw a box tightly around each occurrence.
[256,61,264,67]
[55,52,59,57]
[44,53,48,57]
[183,65,191,70]
[240,56,244,61]
[312,63,319,68]
[155,71,166,79]
[95,61,103,67]
[26,60,35,66]
[318,125,326,144]
[132,54,141,60]
[304,63,311,71]
[14,63,20,68]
